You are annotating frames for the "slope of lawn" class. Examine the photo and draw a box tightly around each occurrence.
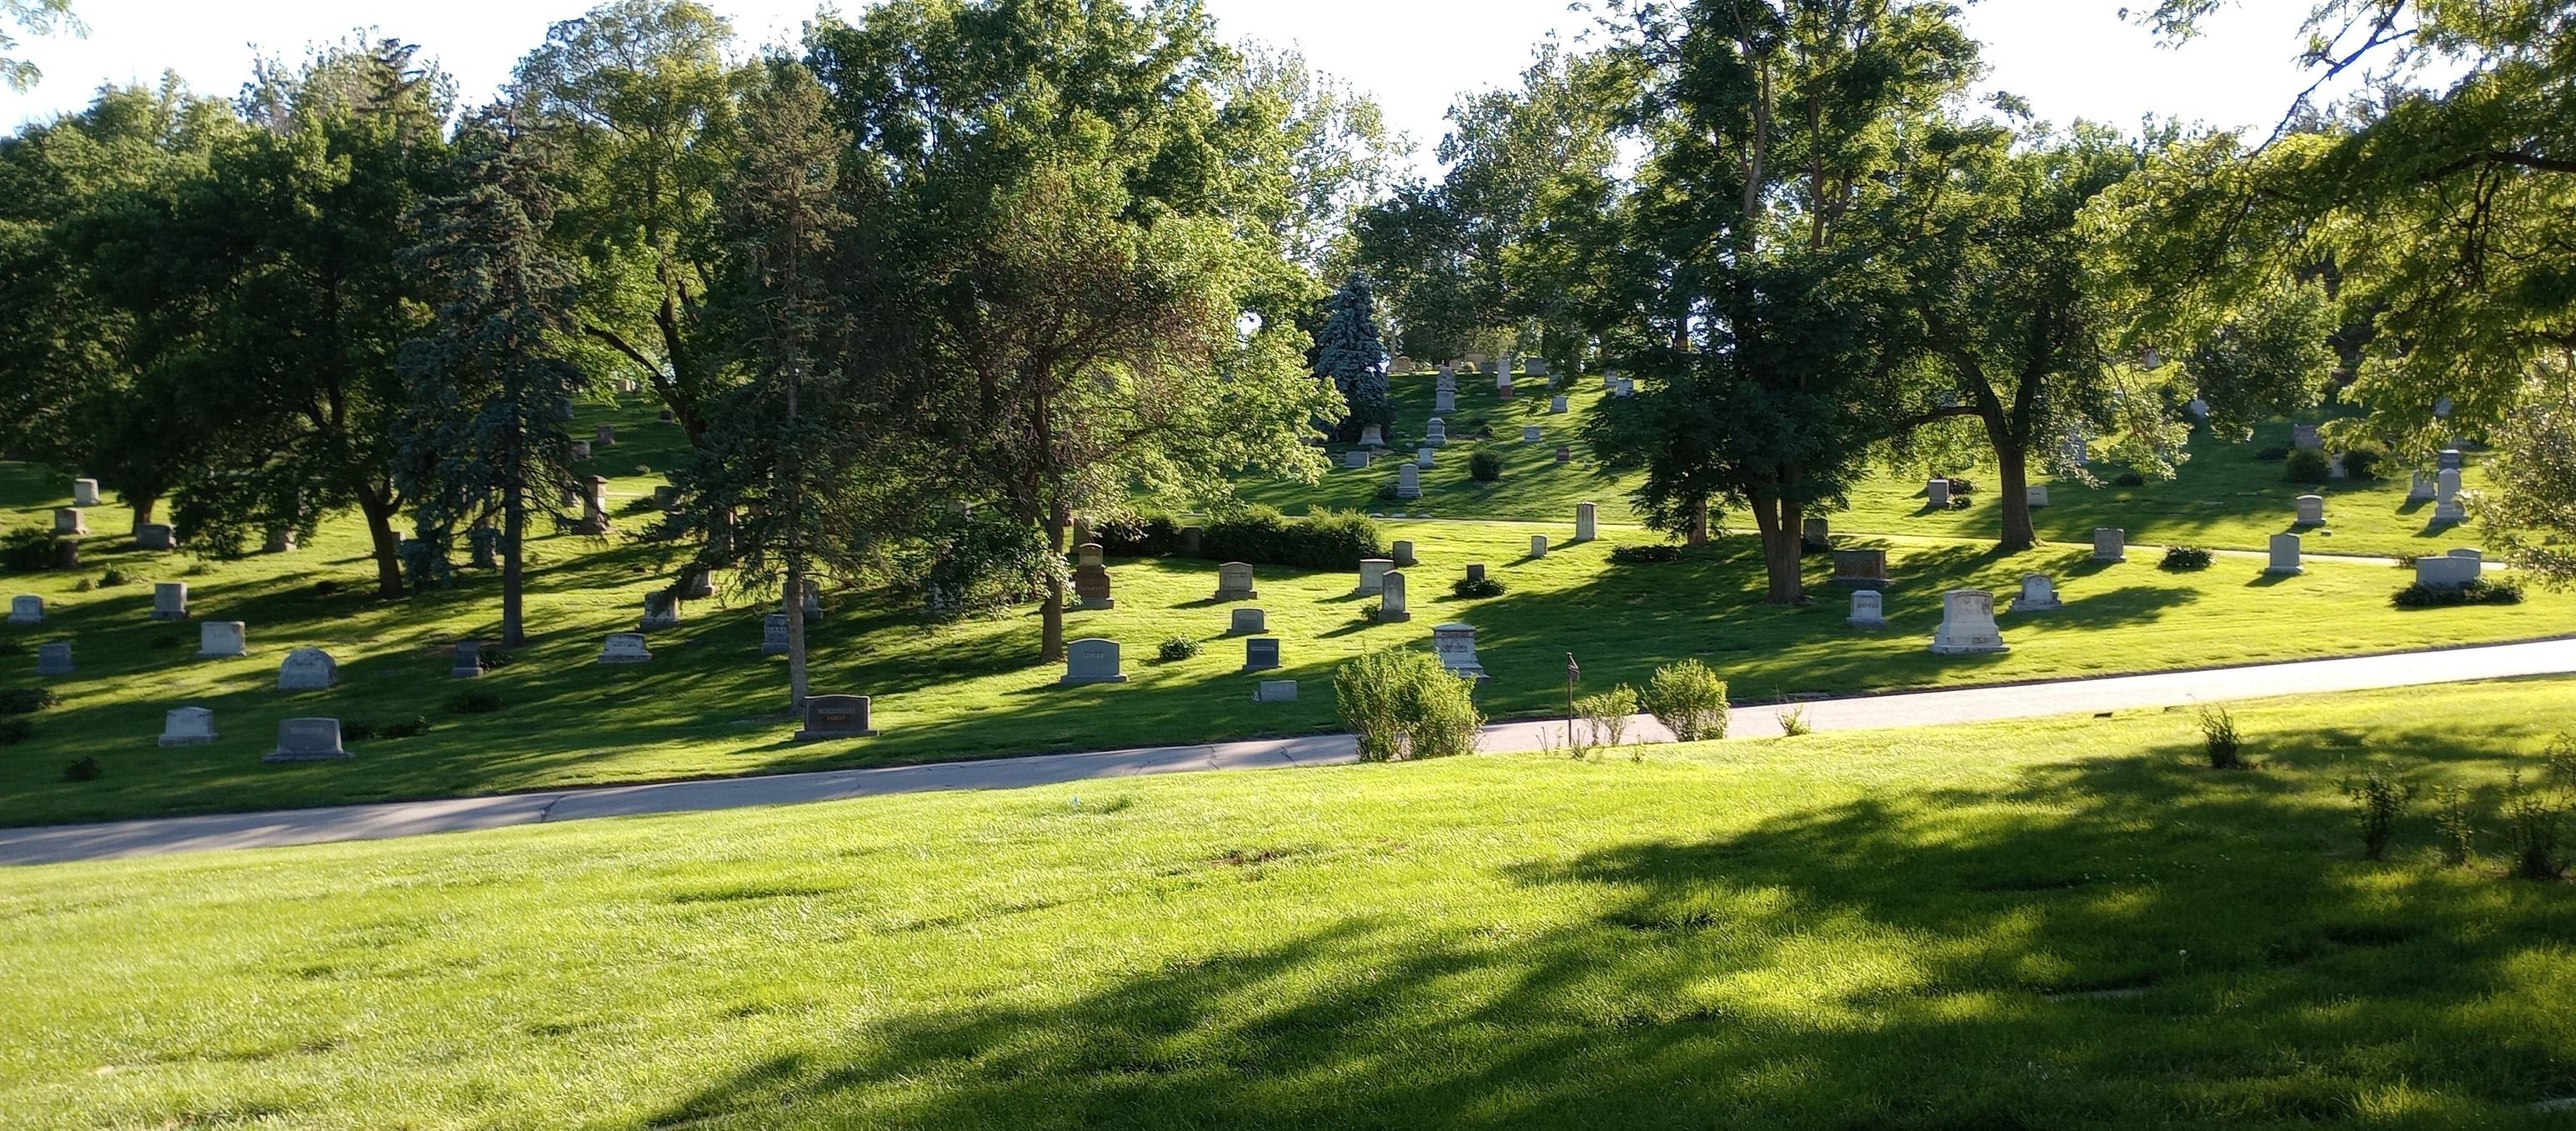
[5,420,2573,828]
[4,679,2574,1128]
[1241,368,2500,558]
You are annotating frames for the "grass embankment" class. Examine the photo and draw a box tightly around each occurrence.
[4,679,2574,1128]
[4,419,2571,827]
[1241,367,2499,558]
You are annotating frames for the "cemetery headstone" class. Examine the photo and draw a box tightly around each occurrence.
[2292,423,2323,450]
[2328,453,2348,480]
[793,693,879,740]
[450,640,484,678]
[2009,573,2064,612]
[1344,450,1371,469]
[263,526,296,553]
[467,522,499,568]
[2092,528,2127,563]
[1802,517,1831,551]
[554,396,575,421]
[762,612,791,655]
[1928,589,2009,654]
[1847,590,1886,630]
[801,585,824,623]
[653,485,679,510]
[1254,679,1299,703]
[1244,637,1281,671]
[598,632,652,663]
[1180,525,1204,554]
[2433,468,2466,523]
[1060,638,1128,684]
[1378,571,1412,623]
[53,507,85,536]
[1554,445,1571,464]
[594,423,616,446]
[571,440,593,460]
[1391,539,1417,567]
[1426,418,1447,446]
[1229,607,1266,635]
[1356,558,1394,594]
[1926,479,1951,508]
[35,641,72,675]
[2434,395,2454,419]
[150,581,188,620]
[158,706,217,747]
[1435,388,1456,413]
[2266,533,2303,575]
[1550,394,1568,413]
[6,595,39,625]
[135,523,176,550]
[1072,544,1116,610]
[277,647,338,689]
[1394,355,1416,373]
[2407,470,2438,503]
[1213,561,1259,601]
[2438,448,2464,472]
[1417,447,1435,468]
[2293,494,2326,525]
[1482,359,1501,375]
[1524,356,1548,376]
[1830,548,1890,589]
[1574,502,1597,542]
[1614,378,1635,397]
[1360,423,1385,448]
[1529,534,1549,558]
[679,566,715,600]
[1396,463,1421,499]
[576,476,613,534]
[639,592,681,630]
[2025,485,2050,509]
[1521,425,1541,443]
[264,717,350,762]
[1465,563,1486,583]
[71,478,100,506]
[2186,398,2210,421]
[52,541,78,570]
[196,620,248,658]
[1431,623,1486,678]
[2414,552,2481,589]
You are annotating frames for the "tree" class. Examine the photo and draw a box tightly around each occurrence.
[807,0,1336,662]
[1,0,81,92]
[1313,277,1387,443]
[397,109,589,645]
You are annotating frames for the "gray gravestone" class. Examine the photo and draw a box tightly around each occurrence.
[2009,573,2063,613]
[135,523,175,550]
[35,641,72,675]
[1928,589,2009,654]
[277,647,338,689]
[1847,590,1886,630]
[762,612,791,655]
[794,694,879,740]
[150,581,188,620]
[1060,638,1128,684]
[1378,571,1411,623]
[1614,378,1634,397]
[1396,463,1421,499]
[264,526,296,553]
[2293,423,2322,450]
[1555,445,1571,464]
[2025,485,2050,509]
[263,717,349,762]
[2266,533,2303,575]
[1550,394,1568,413]
[1214,562,1258,601]
[1244,637,1280,672]
[2434,468,2466,522]
[196,620,247,658]
[1466,563,1486,583]
[1426,418,1447,446]
[1435,388,1456,413]
[53,507,85,536]
[158,706,217,747]
[2415,553,2480,588]
[1574,502,1597,542]
[2092,528,2127,563]
[1229,607,1266,635]
[595,423,616,446]
[1521,425,1541,444]
[1359,423,1385,448]
[1830,548,1889,589]
[2438,448,2464,472]
[1524,356,1548,376]
[2294,494,2325,525]
[1926,479,1951,508]
[1529,534,1548,558]
[1344,450,1371,469]
[571,440,593,460]
[2407,470,2438,503]
[1356,558,1395,594]
[2186,398,2210,420]
[1431,623,1485,678]
[1254,679,1299,703]
[598,632,652,663]
[7,595,39,625]
[1417,447,1435,468]
[1392,539,1416,567]
[801,585,824,622]
[640,592,681,630]
[468,523,499,568]
[450,640,484,678]
[1802,518,1830,551]
[72,478,99,506]
[1180,525,1204,554]
[576,476,614,534]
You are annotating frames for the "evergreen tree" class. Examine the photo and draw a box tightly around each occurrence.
[396,107,589,646]
[1314,277,1389,443]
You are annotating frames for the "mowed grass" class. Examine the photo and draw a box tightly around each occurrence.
[1243,367,2501,558]
[4,434,2573,826]
[5,679,2575,1128]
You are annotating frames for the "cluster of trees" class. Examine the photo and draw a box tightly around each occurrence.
[1351,0,2573,601]
[0,0,1401,691]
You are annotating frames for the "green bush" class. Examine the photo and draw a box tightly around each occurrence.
[2339,768,2418,862]
[0,640,23,656]
[1469,450,1502,483]
[345,716,431,743]
[2283,447,2332,482]
[2255,446,2289,462]
[2433,784,2476,867]
[2161,545,2214,571]
[1608,543,1681,565]
[0,718,32,745]
[1641,659,1729,742]
[2,529,58,573]
[446,690,505,715]
[1574,684,1640,753]
[2195,703,2243,769]
[0,687,61,714]
[63,756,101,782]
[1198,506,1383,571]
[1451,575,1506,598]
[2112,471,2147,488]
[1333,648,1484,762]
[2339,442,2386,481]
[2505,735,2576,880]
[1157,636,1200,662]
[2391,578,2523,608]
[98,568,128,587]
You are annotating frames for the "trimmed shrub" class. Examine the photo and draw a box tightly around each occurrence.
[1641,659,1729,742]
[1469,450,1503,483]
[0,687,60,714]
[1608,543,1681,565]
[1777,703,1812,737]
[2,529,58,573]
[2283,447,2332,482]
[2339,442,2386,481]
[0,640,23,656]
[1452,575,1506,598]
[0,718,32,745]
[345,716,431,743]
[1574,684,1640,753]
[98,568,128,587]
[1944,476,1978,495]
[63,756,101,782]
[446,690,505,714]
[1333,648,1483,762]
[2112,471,2146,488]
[2391,579,2523,608]
[1197,506,1383,571]
[1157,636,1200,662]
[2161,545,2214,571]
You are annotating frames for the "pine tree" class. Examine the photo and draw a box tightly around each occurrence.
[1316,277,1390,443]
[396,107,589,647]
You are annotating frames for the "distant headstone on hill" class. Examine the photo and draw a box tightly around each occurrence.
[1431,623,1485,678]
[1214,562,1259,601]
[277,647,338,690]
[1060,638,1128,684]
[2267,533,2303,575]
[1379,571,1412,623]
[150,582,188,620]
[53,508,85,536]
[35,641,73,675]
[72,478,100,506]
[1229,607,1266,635]
[196,620,248,658]
[1928,589,2008,655]
[158,706,217,747]
[2092,528,2127,563]
[2294,494,2325,526]
[7,595,39,625]
[264,717,349,762]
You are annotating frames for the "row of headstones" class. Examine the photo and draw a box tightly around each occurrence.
[1059,618,1489,702]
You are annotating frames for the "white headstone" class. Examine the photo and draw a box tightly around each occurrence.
[1215,562,1258,600]
[277,647,338,689]
[71,478,100,506]
[2266,533,2303,575]
[1356,558,1394,594]
[1529,534,1549,558]
[2433,468,2466,522]
[264,717,350,762]
[1521,425,1541,444]
[2009,573,2063,613]
[158,706,218,747]
[6,595,39,625]
[150,581,188,620]
[2294,494,2326,525]
[598,632,652,663]
[1254,679,1299,703]
[1847,590,1886,630]
[53,507,86,536]
[2025,485,2050,508]
[1574,501,1596,542]
[1928,589,2009,654]
[1378,571,1411,623]
[1426,418,1447,446]
[195,620,247,658]
[1396,463,1421,499]
[2091,528,2127,563]
[1431,622,1485,678]
[2414,553,2480,589]
[1060,638,1128,684]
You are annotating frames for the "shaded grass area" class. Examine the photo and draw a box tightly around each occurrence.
[3,679,2573,1128]
[1240,369,2498,558]
[3,452,2572,826]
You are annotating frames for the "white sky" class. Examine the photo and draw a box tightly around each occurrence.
[2,0,2363,169]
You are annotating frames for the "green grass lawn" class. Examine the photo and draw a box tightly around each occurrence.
[5,432,2573,827]
[6,679,2574,1128]
[1243,368,2501,558]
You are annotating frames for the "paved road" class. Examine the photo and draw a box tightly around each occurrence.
[7,638,2572,866]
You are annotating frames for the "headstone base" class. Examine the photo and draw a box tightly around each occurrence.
[158,733,217,747]
[1255,679,1298,703]
[263,748,353,762]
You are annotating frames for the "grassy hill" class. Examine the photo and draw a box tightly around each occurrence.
[6,679,2573,1128]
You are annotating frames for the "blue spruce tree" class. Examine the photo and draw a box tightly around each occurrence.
[1316,277,1391,443]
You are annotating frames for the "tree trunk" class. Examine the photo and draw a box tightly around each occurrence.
[1991,428,2037,553]
[127,494,157,533]
[358,493,406,598]
[1752,494,1807,605]
[1688,498,1711,547]
[501,427,527,647]
[1040,501,1069,663]
[782,358,809,713]
[783,573,809,711]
